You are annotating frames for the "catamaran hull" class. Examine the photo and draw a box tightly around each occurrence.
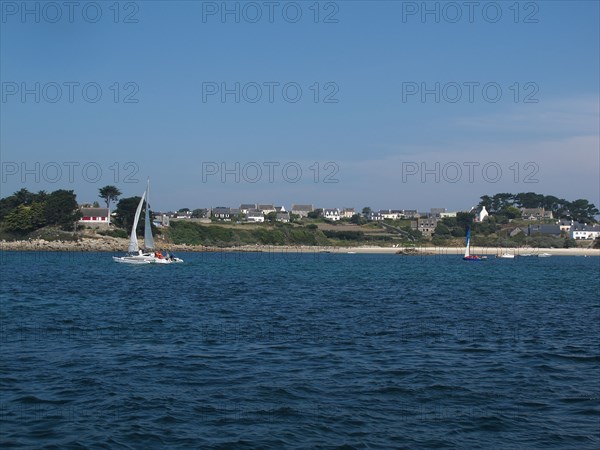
[113,255,184,264]
[112,256,152,264]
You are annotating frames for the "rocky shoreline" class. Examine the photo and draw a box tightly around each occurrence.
[1,237,598,256]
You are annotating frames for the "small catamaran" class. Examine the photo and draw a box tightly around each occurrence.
[463,227,486,261]
[113,179,183,264]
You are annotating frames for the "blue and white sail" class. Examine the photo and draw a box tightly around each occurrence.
[128,191,146,253]
[143,179,155,250]
[464,227,471,258]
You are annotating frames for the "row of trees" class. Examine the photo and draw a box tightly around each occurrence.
[0,189,81,233]
[478,192,598,223]
[0,185,124,234]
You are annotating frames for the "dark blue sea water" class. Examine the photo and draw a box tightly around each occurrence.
[1,251,599,449]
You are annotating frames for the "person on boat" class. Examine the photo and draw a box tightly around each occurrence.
[155,251,163,259]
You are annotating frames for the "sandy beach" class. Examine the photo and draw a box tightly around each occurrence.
[1,238,598,257]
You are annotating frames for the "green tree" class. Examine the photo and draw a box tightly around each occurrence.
[456,211,475,231]
[565,199,599,223]
[113,196,143,232]
[191,208,207,218]
[265,211,277,222]
[4,203,46,233]
[350,214,367,225]
[44,190,81,230]
[98,185,122,209]
[434,222,451,236]
[514,192,545,208]
[307,208,322,219]
[478,195,492,211]
[14,188,36,205]
[490,193,514,213]
[503,206,522,219]
[362,206,372,217]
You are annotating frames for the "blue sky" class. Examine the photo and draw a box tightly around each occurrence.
[1,0,598,211]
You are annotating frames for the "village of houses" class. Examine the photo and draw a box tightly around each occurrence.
[78,203,600,242]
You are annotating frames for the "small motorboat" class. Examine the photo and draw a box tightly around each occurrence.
[498,253,515,259]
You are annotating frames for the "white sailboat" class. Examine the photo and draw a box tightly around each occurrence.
[113,180,183,264]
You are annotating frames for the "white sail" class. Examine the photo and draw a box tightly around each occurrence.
[144,179,155,250]
[128,191,146,253]
[464,228,471,258]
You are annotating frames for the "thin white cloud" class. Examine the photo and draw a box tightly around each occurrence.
[452,96,599,136]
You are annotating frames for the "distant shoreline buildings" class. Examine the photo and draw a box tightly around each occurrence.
[77,203,600,242]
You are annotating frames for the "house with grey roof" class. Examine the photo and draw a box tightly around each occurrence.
[323,208,341,221]
[239,204,257,214]
[212,207,233,221]
[402,210,419,219]
[412,217,438,237]
[528,224,561,236]
[379,209,403,220]
[521,207,553,220]
[276,212,290,223]
[368,211,383,221]
[291,204,314,218]
[258,204,275,215]
[341,208,355,218]
[79,207,110,228]
[246,210,265,223]
[430,208,446,218]
[570,224,600,240]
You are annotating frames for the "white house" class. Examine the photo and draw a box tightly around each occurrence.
[79,207,109,228]
[341,208,355,219]
[323,208,341,221]
[153,213,170,227]
[477,206,489,222]
[258,204,275,215]
[175,210,192,219]
[239,203,257,214]
[276,212,290,223]
[379,209,403,220]
[246,210,265,223]
[570,224,600,240]
[440,211,457,218]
